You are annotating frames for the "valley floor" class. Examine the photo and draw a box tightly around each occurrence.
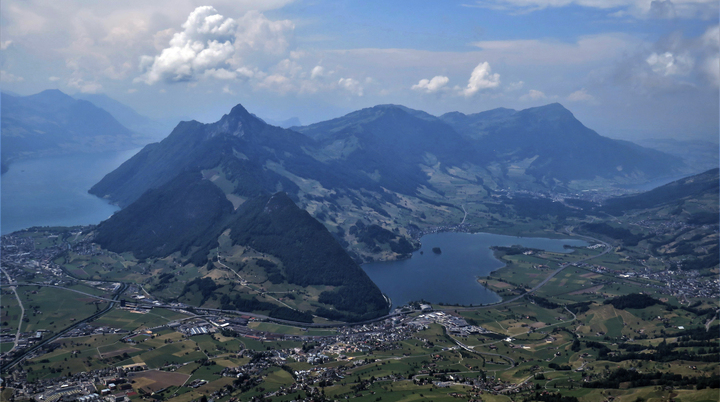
[1,225,718,402]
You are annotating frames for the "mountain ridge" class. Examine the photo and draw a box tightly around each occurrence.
[89,100,685,262]
[93,170,389,322]
[1,89,141,173]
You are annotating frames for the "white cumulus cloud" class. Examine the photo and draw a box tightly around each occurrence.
[311,65,325,79]
[338,77,363,96]
[68,76,102,93]
[0,40,12,50]
[136,6,294,85]
[461,62,500,97]
[411,75,449,93]
[702,25,719,48]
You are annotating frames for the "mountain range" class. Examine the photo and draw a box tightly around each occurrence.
[73,93,175,141]
[79,100,701,320]
[1,90,141,173]
[90,102,687,257]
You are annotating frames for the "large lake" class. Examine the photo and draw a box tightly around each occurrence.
[1,149,140,235]
[362,232,588,308]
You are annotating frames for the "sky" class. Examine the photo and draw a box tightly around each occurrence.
[1,0,718,142]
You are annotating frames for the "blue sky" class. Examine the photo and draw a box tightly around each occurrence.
[1,0,718,142]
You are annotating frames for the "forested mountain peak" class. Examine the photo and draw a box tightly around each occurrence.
[263,192,297,214]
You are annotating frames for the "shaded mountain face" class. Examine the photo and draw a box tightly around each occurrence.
[86,101,701,320]
[440,107,517,139]
[295,104,476,195]
[441,103,683,183]
[93,102,682,208]
[1,90,138,172]
[90,101,684,263]
[93,170,389,321]
[89,103,372,208]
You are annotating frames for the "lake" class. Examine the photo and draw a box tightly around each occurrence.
[362,232,588,308]
[1,149,140,235]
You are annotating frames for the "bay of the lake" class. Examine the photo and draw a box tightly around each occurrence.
[1,148,141,235]
[362,232,588,308]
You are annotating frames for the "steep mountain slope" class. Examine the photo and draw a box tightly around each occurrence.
[296,104,475,195]
[1,90,138,171]
[93,171,389,321]
[90,101,684,262]
[89,103,430,261]
[93,171,234,262]
[225,192,388,321]
[89,103,346,208]
[583,168,719,270]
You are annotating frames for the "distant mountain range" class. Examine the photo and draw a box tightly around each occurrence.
[4,90,713,322]
[0,96,700,322]
[636,138,719,174]
[73,93,175,141]
[0,89,183,174]
[602,167,719,215]
[0,90,141,173]
[93,102,684,206]
[87,101,691,267]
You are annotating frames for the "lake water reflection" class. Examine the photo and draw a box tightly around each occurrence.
[362,232,588,308]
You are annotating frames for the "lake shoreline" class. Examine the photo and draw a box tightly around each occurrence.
[362,232,588,309]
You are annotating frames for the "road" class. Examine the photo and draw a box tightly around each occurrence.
[451,336,515,368]
[215,251,296,311]
[1,268,25,354]
[706,311,719,331]
[455,228,611,312]
[0,283,128,371]
[1,282,118,303]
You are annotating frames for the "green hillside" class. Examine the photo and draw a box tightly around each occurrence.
[93,170,389,322]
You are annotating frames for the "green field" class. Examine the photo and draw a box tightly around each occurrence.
[16,286,107,334]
